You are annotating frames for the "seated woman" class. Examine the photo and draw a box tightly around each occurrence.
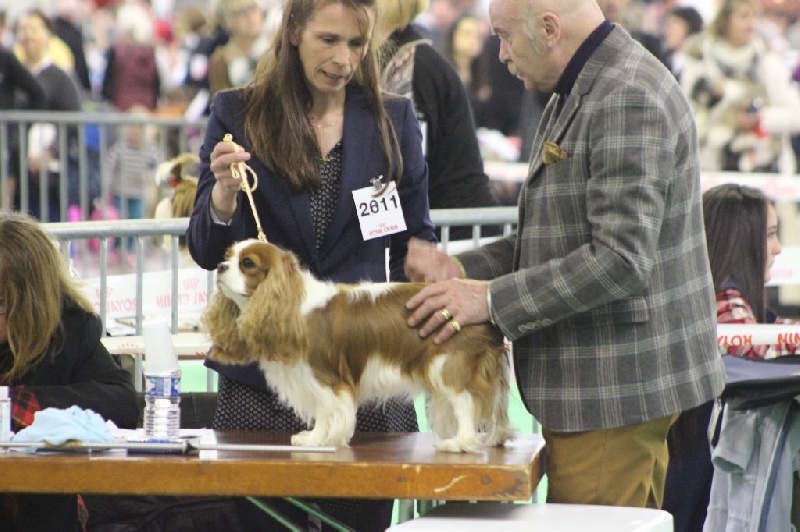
[663,183,788,531]
[0,212,139,531]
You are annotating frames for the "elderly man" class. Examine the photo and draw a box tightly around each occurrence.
[405,0,725,508]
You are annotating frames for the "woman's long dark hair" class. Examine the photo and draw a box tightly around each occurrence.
[669,184,771,469]
[702,183,769,322]
[243,0,402,191]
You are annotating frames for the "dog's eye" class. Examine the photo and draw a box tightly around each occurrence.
[241,258,255,269]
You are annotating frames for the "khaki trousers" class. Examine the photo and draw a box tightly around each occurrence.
[543,414,677,508]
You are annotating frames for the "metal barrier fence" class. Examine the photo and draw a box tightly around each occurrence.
[0,110,207,222]
[42,207,518,390]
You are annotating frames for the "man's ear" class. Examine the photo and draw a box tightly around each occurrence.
[542,13,561,45]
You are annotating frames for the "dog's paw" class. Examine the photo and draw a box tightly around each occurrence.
[291,430,322,447]
[435,437,484,453]
[291,430,348,448]
[481,426,516,447]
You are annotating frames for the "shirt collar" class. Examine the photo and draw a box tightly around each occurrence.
[553,19,614,98]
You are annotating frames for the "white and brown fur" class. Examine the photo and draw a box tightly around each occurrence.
[203,239,514,452]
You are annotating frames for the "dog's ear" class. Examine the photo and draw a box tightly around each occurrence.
[171,179,198,218]
[202,291,250,363]
[239,249,309,361]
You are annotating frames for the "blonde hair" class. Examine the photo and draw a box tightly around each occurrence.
[710,0,761,40]
[0,213,95,382]
[378,0,429,29]
[218,0,259,28]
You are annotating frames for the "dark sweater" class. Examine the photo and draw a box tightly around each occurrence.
[0,307,139,532]
[53,16,91,93]
[0,47,46,111]
[4,308,139,429]
[390,25,499,239]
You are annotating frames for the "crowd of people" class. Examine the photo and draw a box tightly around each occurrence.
[1,0,800,530]
[3,0,800,214]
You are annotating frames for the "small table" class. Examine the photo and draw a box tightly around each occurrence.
[0,431,545,501]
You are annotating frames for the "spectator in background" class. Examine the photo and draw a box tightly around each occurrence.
[480,31,526,138]
[441,12,492,127]
[104,105,162,259]
[208,0,268,99]
[377,0,500,240]
[182,5,229,94]
[680,0,800,173]
[415,0,460,50]
[0,43,46,210]
[101,2,160,111]
[664,183,786,532]
[52,0,92,93]
[597,0,664,63]
[16,9,83,222]
[0,212,139,531]
[663,5,704,79]
[167,6,212,92]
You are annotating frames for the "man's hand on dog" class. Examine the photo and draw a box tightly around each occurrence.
[407,279,491,344]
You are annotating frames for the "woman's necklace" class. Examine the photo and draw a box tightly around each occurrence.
[309,114,341,129]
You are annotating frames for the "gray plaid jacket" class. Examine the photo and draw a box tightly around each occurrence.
[459,27,725,432]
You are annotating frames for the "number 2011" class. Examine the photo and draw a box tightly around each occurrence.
[359,195,398,216]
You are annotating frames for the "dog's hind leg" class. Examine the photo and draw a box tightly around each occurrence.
[435,391,483,453]
[291,389,357,448]
[426,393,457,440]
[481,384,515,447]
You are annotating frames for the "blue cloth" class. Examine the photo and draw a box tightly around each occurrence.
[704,400,800,531]
[12,406,114,446]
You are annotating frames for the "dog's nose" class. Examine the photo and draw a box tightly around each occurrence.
[217,263,228,274]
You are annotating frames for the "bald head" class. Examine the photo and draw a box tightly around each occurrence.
[489,0,604,92]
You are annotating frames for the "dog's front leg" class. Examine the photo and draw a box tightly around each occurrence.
[291,389,357,448]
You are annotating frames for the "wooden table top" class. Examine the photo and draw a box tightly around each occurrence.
[0,431,545,501]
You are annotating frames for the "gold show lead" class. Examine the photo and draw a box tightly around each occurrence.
[223,134,267,242]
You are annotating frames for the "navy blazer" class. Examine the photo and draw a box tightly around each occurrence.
[188,84,435,388]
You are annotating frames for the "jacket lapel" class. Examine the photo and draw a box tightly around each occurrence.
[321,85,376,254]
[286,189,318,268]
[526,29,617,184]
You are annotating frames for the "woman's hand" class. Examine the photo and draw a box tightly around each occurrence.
[404,238,463,282]
[209,138,251,219]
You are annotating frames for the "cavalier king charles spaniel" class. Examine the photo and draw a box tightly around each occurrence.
[203,239,515,452]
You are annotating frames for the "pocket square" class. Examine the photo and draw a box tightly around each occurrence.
[542,141,567,165]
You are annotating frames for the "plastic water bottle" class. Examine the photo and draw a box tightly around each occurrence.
[142,319,181,439]
[143,370,181,439]
[0,386,11,446]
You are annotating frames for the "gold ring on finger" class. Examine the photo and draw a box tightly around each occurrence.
[440,308,452,321]
[451,320,461,333]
